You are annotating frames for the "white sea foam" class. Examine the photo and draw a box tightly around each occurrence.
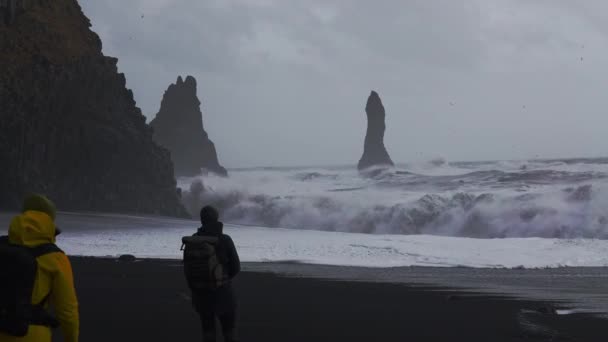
[2,210,605,269]
[55,214,608,268]
[179,159,608,238]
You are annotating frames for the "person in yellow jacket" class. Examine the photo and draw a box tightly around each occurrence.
[0,194,79,342]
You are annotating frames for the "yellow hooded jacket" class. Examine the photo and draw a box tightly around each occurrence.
[0,211,79,342]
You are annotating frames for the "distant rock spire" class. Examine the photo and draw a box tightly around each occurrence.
[358,91,394,171]
[150,75,227,177]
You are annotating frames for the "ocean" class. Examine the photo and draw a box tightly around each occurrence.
[179,157,608,239]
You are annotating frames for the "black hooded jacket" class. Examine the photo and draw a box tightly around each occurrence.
[194,221,241,279]
[190,221,241,314]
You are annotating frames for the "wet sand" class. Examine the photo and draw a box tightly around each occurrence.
[48,257,608,341]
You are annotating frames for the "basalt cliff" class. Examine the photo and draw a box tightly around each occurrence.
[0,0,187,216]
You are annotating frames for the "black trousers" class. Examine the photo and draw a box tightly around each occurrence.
[192,285,238,342]
[199,309,238,342]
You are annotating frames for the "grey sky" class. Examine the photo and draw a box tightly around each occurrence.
[80,0,608,168]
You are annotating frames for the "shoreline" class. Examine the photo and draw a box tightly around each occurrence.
[5,211,608,270]
[51,256,608,341]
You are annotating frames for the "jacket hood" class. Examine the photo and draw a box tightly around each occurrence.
[198,221,224,236]
[9,210,57,247]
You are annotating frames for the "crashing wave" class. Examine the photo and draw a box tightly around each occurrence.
[181,175,608,239]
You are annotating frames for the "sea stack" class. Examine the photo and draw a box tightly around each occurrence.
[0,0,186,216]
[358,91,394,170]
[150,76,227,177]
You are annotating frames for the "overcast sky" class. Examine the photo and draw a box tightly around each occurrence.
[80,0,608,168]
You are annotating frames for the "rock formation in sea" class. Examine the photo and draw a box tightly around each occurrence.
[150,76,227,177]
[358,91,395,170]
[0,0,187,216]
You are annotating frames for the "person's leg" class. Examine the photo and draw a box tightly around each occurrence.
[218,310,238,342]
[193,291,217,342]
[199,309,217,342]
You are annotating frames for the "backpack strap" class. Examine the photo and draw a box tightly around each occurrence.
[30,292,60,328]
[30,243,63,258]
[34,292,52,307]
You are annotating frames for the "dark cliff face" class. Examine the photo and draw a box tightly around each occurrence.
[150,76,227,177]
[358,91,395,171]
[0,0,187,216]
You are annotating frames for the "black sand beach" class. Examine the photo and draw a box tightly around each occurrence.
[52,257,607,342]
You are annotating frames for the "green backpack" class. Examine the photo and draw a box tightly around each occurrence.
[182,235,228,290]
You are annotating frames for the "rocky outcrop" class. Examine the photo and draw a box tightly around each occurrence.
[358,91,394,170]
[150,76,227,177]
[0,0,187,216]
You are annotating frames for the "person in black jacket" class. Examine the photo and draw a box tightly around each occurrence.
[189,206,241,342]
